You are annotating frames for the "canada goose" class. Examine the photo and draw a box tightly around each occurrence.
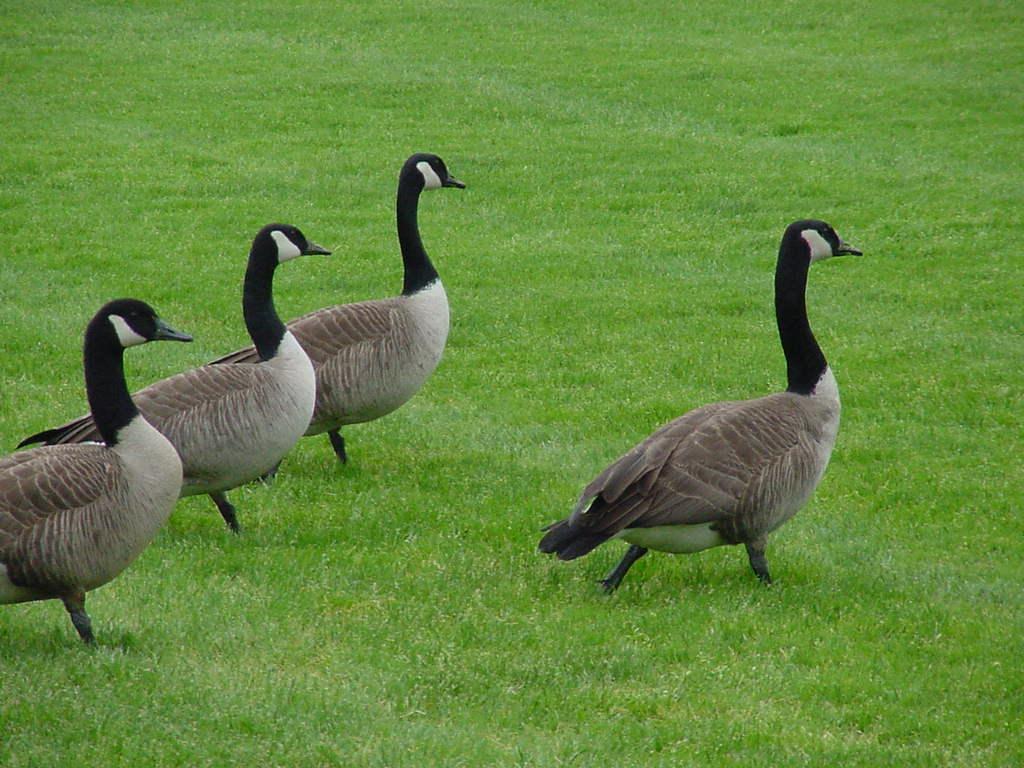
[18,224,330,532]
[1,299,191,643]
[539,220,861,592]
[210,153,464,464]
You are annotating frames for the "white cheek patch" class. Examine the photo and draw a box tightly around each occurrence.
[270,230,303,262]
[416,160,443,190]
[108,315,148,347]
[802,229,834,263]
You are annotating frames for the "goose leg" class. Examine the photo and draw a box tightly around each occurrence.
[745,538,772,585]
[258,461,282,485]
[328,429,348,464]
[62,591,94,645]
[210,492,240,533]
[600,545,648,593]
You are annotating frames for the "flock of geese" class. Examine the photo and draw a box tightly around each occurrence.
[0,151,861,644]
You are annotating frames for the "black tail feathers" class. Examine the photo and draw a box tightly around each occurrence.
[538,519,610,561]
[16,427,63,449]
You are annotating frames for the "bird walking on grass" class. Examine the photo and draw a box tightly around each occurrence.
[210,153,464,466]
[19,224,330,532]
[539,220,861,592]
[2,299,191,643]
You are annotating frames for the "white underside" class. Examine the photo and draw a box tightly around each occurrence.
[616,522,726,554]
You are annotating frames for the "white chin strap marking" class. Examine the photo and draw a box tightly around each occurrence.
[108,314,148,347]
[801,229,834,263]
[416,160,443,190]
[270,230,303,262]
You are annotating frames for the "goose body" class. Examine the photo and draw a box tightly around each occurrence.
[18,225,330,531]
[1,299,191,642]
[1,422,182,600]
[539,220,860,591]
[131,330,315,498]
[289,279,450,432]
[211,153,464,463]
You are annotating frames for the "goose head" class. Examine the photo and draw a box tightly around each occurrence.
[786,219,862,264]
[403,153,466,192]
[100,298,193,348]
[255,223,332,265]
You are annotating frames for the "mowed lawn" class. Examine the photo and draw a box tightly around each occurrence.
[1,1,1021,765]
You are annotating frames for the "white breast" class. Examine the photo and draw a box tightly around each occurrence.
[87,417,183,587]
[405,280,450,351]
[266,331,317,407]
[114,417,184,500]
[811,366,840,404]
[370,280,449,410]
[809,366,841,473]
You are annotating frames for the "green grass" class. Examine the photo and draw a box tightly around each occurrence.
[1,0,1021,765]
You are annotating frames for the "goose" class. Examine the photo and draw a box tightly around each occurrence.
[1,299,191,643]
[210,153,464,464]
[18,224,330,532]
[539,219,861,592]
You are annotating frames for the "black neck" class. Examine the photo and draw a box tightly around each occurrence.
[397,174,439,295]
[83,321,137,446]
[243,245,286,361]
[775,236,827,395]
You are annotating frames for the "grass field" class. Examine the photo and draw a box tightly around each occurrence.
[1,1,1021,765]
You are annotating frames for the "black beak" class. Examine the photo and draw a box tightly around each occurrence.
[836,239,862,256]
[303,241,332,256]
[443,176,466,189]
[153,318,193,343]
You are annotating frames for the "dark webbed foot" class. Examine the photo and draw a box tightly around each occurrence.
[62,591,95,645]
[328,429,348,464]
[745,538,772,585]
[211,492,241,533]
[600,545,648,593]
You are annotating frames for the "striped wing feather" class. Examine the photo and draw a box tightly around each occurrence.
[570,395,815,542]
[19,363,282,449]
[210,299,400,368]
[0,446,122,588]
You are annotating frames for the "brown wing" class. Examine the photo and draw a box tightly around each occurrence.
[0,445,121,587]
[569,395,810,540]
[209,299,400,368]
[131,363,268,433]
[18,363,272,447]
